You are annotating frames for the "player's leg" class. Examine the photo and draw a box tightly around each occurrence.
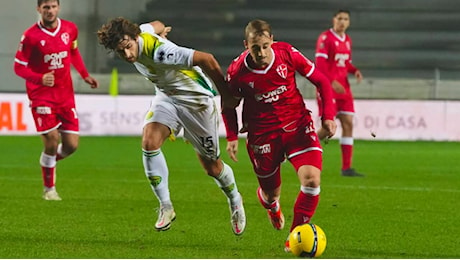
[199,156,246,235]
[57,132,79,160]
[40,129,61,201]
[182,98,245,235]
[32,106,62,200]
[56,106,80,161]
[337,112,363,177]
[142,100,180,231]
[142,122,176,231]
[247,131,285,230]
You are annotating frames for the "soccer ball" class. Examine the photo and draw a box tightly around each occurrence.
[289,223,327,258]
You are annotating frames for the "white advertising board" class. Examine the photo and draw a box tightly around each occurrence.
[0,93,458,141]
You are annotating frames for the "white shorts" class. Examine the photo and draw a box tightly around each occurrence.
[143,94,220,161]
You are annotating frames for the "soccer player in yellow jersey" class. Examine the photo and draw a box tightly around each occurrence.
[97,17,245,235]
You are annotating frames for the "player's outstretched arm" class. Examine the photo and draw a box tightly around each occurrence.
[192,51,238,108]
[149,20,172,38]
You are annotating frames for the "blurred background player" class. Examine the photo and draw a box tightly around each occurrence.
[315,9,364,177]
[13,0,99,200]
[96,17,245,235]
[222,19,336,250]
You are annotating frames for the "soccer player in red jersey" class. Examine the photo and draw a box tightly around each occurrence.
[222,19,337,251]
[13,0,99,200]
[315,9,364,177]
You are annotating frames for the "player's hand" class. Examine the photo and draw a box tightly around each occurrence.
[160,26,172,39]
[226,140,239,162]
[42,71,55,87]
[84,76,99,89]
[321,119,337,139]
[331,80,346,94]
[355,70,363,84]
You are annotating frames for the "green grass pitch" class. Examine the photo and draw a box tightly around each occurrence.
[0,136,459,258]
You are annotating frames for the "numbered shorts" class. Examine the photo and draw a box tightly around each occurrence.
[143,96,220,161]
[246,121,323,190]
[31,106,79,134]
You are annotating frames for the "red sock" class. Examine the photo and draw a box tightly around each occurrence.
[41,166,56,189]
[290,191,319,232]
[257,187,277,209]
[341,144,353,170]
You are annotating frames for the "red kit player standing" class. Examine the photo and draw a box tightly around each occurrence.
[222,19,336,251]
[14,0,99,200]
[315,9,364,177]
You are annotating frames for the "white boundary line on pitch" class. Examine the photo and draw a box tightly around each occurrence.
[326,184,460,193]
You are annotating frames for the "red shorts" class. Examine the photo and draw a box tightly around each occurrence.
[317,90,355,116]
[31,106,79,134]
[246,120,323,191]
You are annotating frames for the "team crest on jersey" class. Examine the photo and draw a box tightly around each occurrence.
[61,33,70,45]
[335,41,339,47]
[40,40,46,46]
[248,81,254,88]
[276,64,288,79]
[346,41,351,50]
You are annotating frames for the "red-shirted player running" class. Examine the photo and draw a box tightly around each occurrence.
[222,19,336,251]
[14,0,99,200]
[315,9,364,177]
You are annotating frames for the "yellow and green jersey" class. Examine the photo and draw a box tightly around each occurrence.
[134,23,217,110]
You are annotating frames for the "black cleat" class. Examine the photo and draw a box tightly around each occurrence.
[341,168,365,177]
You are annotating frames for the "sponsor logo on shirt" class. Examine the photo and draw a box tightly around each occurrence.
[44,51,68,69]
[254,85,287,103]
[334,53,349,67]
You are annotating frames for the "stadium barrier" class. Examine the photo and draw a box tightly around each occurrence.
[1,93,458,141]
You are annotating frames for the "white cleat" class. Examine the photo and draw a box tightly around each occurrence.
[43,189,62,201]
[155,206,176,231]
[230,194,246,235]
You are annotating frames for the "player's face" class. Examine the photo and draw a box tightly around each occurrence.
[245,32,273,68]
[37,0,60,27]
[332,12,350,34]
[115,36,139,63]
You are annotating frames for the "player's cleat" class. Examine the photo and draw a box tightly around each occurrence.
[284,236,291,253]
[42,189,62,201]
[155,206,176,231]
[341,168,364,177]
[229,194,246,235]
[268,207,285,230]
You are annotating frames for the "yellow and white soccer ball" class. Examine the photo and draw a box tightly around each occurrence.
[289,223,327,258]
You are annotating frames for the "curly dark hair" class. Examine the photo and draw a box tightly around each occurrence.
[97,17,141,51]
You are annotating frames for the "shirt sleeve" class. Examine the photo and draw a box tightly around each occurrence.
[315,33,331,79]
[13,34,43,86]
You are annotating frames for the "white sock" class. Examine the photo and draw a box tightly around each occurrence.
[143,149,172,207]
[301,186,321,196]
[213,162,241,205]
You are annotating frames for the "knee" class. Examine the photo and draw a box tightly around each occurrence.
[298,166,321,187]
[142,138,162,151]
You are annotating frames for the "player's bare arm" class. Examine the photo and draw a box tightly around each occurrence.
[192,51,238,108]
[149,20,172,38]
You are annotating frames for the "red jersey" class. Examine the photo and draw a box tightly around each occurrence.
[315,29,358,94]
[225,42,334,139]
[14,18,88,108]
